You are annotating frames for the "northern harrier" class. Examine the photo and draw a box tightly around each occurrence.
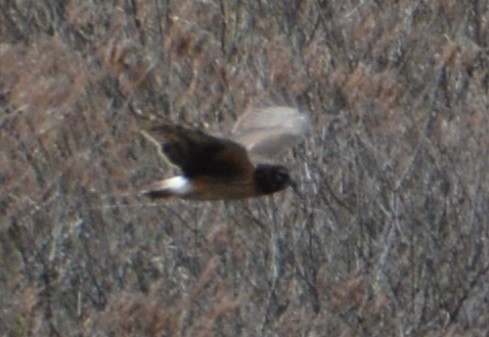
[139,107,309,200]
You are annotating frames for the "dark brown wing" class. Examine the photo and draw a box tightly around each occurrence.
[144,124,254,178]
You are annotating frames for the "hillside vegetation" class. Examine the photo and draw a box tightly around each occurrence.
[1,1,488,336]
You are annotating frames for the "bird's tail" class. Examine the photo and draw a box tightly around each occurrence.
[138,176,190,200]
[139,188,174,199]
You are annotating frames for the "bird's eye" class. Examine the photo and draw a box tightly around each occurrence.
[276,170,288,181]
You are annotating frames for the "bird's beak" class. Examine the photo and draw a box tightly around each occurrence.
[289,178,304,198]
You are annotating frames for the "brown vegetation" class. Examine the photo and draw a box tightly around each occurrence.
[1,1,488,336]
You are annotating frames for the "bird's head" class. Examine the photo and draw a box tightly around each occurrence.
[254,164,291,195]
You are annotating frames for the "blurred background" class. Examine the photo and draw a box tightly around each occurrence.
[0,1,488,336]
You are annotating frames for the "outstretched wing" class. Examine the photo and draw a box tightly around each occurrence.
[231,107,310,160]
[143,124,254,178]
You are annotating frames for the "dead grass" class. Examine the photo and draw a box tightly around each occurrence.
[1,0,488,336]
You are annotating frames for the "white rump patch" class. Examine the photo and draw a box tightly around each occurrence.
[165,176,192,195]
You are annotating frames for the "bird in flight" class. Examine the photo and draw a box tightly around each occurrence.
[138,107,309,201]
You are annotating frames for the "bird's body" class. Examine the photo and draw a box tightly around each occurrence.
[139,107,309,201]
[142,175,261,200]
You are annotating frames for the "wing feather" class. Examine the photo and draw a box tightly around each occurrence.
[231,107,310,160]
[143,124,254,178]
